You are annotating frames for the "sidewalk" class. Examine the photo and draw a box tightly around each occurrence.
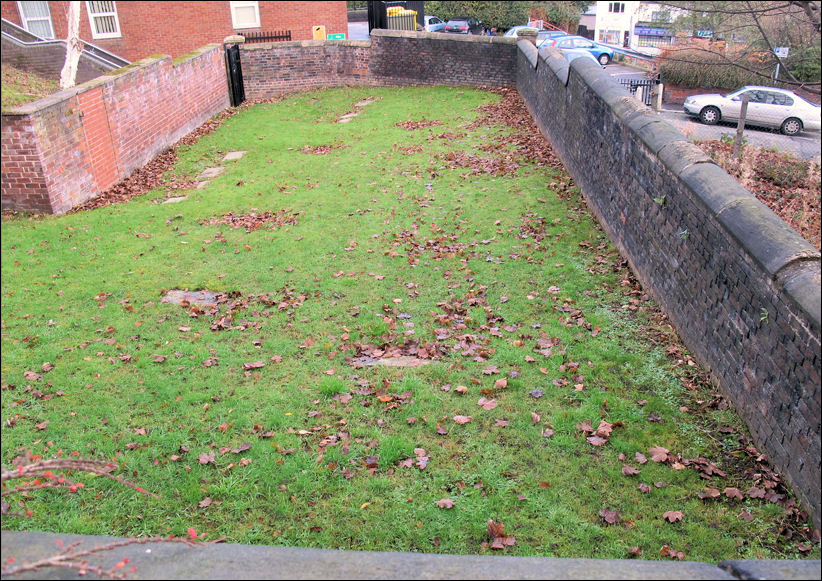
[2,531,819,579]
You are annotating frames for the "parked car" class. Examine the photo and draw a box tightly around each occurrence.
[503,27,569,47]
[683,86,822,135]
[557,48,606,68]
[503,25,539,37]
[423,15,446,32]
[543,35,614,65]
[443,17,483,35]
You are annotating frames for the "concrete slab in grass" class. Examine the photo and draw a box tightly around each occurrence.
[222,151,247,162]
[196,167,225,180]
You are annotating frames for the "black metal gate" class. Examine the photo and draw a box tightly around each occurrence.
[224,43,245,107]
[617,77,659,107]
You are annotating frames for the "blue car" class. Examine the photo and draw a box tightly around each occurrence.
[543,35,614,65]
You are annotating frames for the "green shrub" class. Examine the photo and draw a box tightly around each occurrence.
[658,48,772,90]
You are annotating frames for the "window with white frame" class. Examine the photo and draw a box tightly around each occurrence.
[230,1,260,29]
[608,3,625,13]
[17,1,55,39]
[86,1,121,39]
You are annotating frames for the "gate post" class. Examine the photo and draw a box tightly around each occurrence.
[223,35,246,107]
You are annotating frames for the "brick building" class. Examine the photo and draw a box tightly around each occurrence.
[1,1,348,62]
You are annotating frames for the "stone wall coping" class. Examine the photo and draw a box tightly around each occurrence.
[540,47,569,85]
[518,39,538,69]
[370,28,517,44]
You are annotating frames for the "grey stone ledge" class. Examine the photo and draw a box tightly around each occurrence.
[518,39,539,69]
[0,531,751,580]
[634,119,690,155]
[717,197,820,277]
[780,262,822,331]
[658,140,713,176]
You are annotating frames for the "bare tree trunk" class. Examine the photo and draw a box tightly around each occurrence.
[59,1,82,90]
[733,93,750,160]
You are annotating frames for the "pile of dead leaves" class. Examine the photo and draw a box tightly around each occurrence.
[395,120,443,130]
[300,143,347,155]
[695,140,821,250]
[199,210,299,232]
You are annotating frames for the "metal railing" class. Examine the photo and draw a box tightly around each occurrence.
[243,30,292,44]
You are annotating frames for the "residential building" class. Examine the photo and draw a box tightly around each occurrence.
[1,1,348,62]
[583,1,688,55]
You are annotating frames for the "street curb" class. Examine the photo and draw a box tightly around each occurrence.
[2,531,819,580]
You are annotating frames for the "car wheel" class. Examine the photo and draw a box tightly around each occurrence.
[699,106,720,125]
[598,53,610,65]
[781,117,802,136]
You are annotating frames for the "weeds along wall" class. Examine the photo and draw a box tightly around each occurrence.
[1,45,229,214]
[516,41,821,528]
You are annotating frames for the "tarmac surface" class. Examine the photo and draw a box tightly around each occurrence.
[1,531,819,580]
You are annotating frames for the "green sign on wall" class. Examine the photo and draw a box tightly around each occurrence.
[327,33,346,40]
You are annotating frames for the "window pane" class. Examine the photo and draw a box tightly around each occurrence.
[20,1,49,18]
[96,14,116,33]
[234,6,257,27]
[27,19,52,37]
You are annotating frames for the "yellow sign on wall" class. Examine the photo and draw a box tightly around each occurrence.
[312,25,326,40]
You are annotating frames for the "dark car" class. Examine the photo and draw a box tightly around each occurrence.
[444,17,483,35]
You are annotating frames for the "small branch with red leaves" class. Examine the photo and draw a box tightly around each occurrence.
[1,536,201,579]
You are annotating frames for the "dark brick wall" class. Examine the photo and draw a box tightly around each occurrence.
[241,40,371,98]
[240,30,516,99]
[517,41,821,528]
[367,30,517,88]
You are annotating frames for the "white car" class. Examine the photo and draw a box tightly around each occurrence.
[683,86,821,135]
[423,15,445,32]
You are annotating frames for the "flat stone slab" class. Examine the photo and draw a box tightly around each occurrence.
[222,151,247,162]
[196,167,225,180]
[0,530,752,580]
[350,355,433,368]
[162,196,187,204]
[355,98,375,107]
[161,289,222,307]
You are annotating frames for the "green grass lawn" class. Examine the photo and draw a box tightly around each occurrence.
[1,64,59,111]
[1,86,818,562]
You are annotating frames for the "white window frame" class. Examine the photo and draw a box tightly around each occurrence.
[16,1,55,39]
[230,1,261,29]
[86,1,121,40]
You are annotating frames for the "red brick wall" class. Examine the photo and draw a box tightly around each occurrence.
[1,1,347,62]
[1,45,229,214]
[0,115,52,213]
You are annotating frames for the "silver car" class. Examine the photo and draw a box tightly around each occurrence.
[683,86,821,135]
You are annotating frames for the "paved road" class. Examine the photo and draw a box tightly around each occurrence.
[655,106,821,161]
[606,64,822,161]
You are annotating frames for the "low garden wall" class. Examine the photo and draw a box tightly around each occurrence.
[240,29,517,99]
[516,40,820,528]
[1,44,228,214]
